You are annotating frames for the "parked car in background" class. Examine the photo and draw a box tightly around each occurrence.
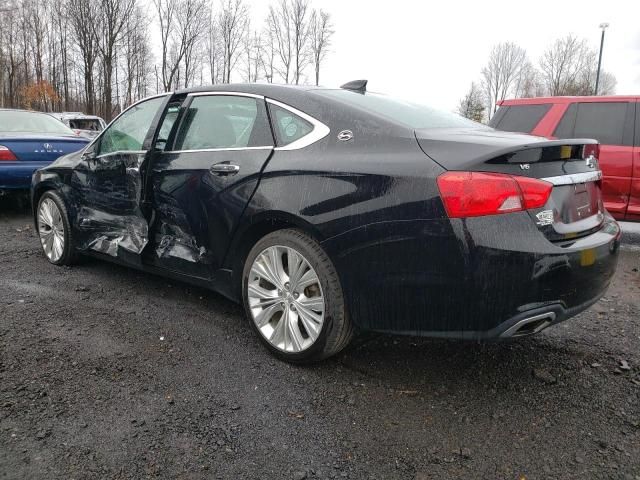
[31,83,619,362]
[0,109,89,193]
[490,96,640,221]
[49,112,107,139]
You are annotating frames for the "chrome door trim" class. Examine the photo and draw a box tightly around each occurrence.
[542,170,603,186]
[187,91,265,99]
[163,146,273,154]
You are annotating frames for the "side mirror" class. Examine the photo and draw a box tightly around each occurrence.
[155,138,168,151]
[81,146,97,161]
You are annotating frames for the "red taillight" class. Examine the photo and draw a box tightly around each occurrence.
[583,143,600,160]
[437,171,553,218]
[0,145,17,161]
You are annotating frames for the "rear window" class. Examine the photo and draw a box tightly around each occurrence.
[0,110,75,135]
[315,90,482,129]
[68,118,103,131]
[554,102,630,146]
[489,104,551,133]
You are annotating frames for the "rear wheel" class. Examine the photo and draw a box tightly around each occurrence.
[37,191,78,266]
[242,229,353,363]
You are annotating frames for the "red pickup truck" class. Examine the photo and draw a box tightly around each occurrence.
[490,96,640,221]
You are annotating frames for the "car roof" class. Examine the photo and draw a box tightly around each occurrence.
[499,95,640,106]
[174,83,338,106]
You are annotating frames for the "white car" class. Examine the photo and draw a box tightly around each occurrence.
[49,112,106,139]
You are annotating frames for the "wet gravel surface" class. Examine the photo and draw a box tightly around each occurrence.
[1,194,639,480]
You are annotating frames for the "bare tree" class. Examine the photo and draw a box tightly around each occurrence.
[266,0,292,83]
[539,35,594,96]
[242,29,263,83]
[180,0,209,88]
[309,9,333,86]
[121,5,151,107]
[153,0,208,90]
[481,42,527,117]
[260,24,277,83]
[289,0,312,84]
[206,18,224,84]
[67,0,100,114]
[94,0,136,120]
[457,82,485,123]
[217,0,249,83]
[513,61,545,98]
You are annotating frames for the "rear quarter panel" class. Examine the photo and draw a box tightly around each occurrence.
[228,124,462,330]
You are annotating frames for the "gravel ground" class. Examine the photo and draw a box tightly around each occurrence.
[1,193,639,480]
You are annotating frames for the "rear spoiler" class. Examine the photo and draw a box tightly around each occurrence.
[479,138,599,165]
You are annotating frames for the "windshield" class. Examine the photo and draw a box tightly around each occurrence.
[316,90,484,130]
[0,110,76,135]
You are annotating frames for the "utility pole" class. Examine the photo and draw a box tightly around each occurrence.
[594,22,609,95]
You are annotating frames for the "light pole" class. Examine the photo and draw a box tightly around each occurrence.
[594,22,609,95]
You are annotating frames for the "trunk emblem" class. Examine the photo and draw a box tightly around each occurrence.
[34,143,62,154]
[519,164,530,170]
[337,130,354,141]
[535,209,554,226]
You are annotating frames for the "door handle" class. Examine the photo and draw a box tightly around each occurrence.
[210,163,240,175]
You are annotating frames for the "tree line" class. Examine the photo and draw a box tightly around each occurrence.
[0,0,334,121]
[457,35,617,122]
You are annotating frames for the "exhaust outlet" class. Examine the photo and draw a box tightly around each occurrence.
[501,312,556,338]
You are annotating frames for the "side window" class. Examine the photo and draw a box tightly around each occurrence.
[553,103,577,139]
[490,104,550,133]
[269,103,314,146]
[174,95,272,150]
[98,96,165,155]
[571,102,629,146]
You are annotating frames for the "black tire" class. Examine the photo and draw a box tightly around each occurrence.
[242,229,353,363]
[36,190,79,266]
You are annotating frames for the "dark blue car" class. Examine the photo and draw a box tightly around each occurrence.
[0,109,89,192]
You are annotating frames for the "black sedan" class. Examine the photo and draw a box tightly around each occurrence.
[31,81,620,362]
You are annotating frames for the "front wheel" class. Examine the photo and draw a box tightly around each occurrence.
[242,229,353,363]
[36,190,78,266]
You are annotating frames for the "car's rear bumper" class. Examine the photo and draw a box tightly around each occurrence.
[0,162,51,190]
[323,212,621,338]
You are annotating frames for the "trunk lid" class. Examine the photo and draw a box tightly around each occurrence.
[0,133,88,163]
[416,127,605,242]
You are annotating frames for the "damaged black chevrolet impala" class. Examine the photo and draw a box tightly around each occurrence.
[31,81,621,362]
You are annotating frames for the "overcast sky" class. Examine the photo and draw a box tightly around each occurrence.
[250,0,640,111]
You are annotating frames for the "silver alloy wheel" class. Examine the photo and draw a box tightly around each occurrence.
[248,245,325,353]
[38,198,65,262]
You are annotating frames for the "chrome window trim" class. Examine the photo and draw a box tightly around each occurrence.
[187,91,265,99]
[95,150,147,159]
[542,170,602,186]
[163,146,273,154]
[266,98,330,151]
